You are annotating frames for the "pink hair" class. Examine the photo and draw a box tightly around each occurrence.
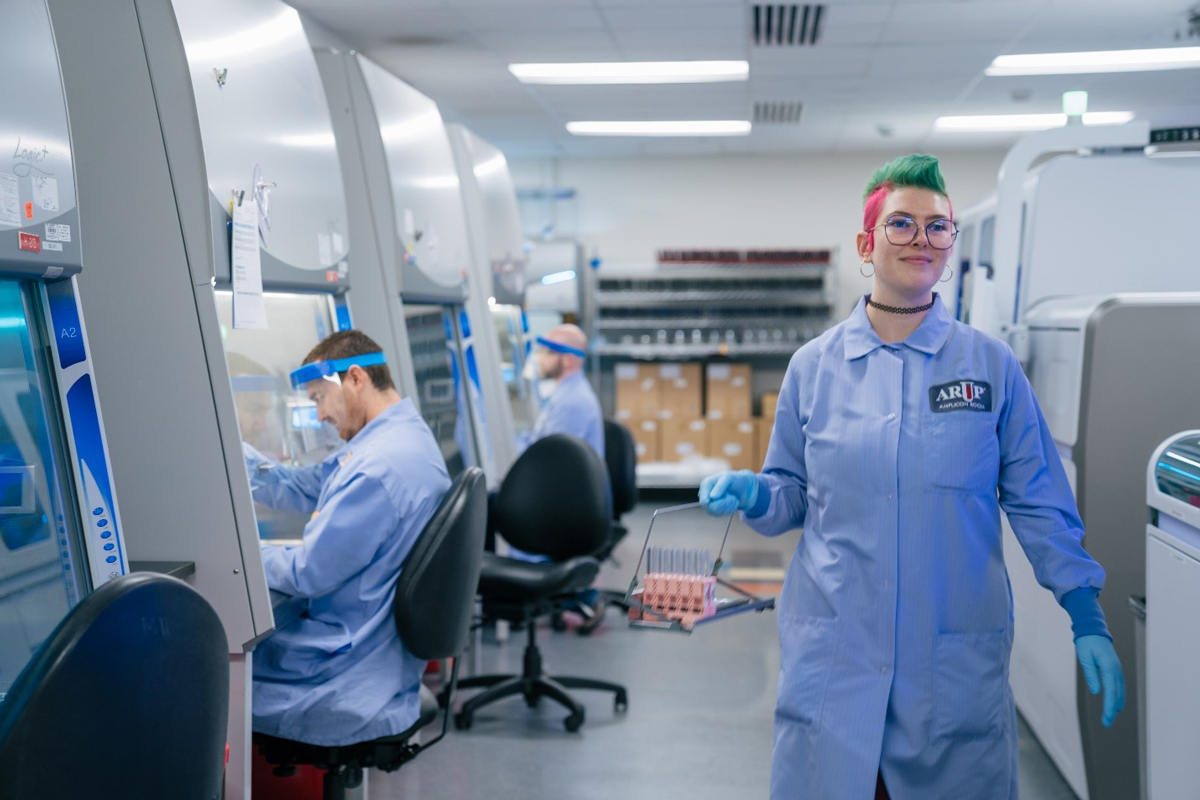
[862,182,954,251]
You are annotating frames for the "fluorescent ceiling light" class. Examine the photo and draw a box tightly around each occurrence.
[509,60,748,85]
[987,46,1200,76]
[934,111,1134,132]
[567,120,752,137]
[541,270,576,285]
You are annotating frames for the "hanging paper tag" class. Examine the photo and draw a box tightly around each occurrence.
[231,199,267,330]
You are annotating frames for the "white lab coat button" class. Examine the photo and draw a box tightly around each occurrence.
[887,413,896,420]
[886,493,893,500]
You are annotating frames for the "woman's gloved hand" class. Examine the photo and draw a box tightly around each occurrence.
[1075,634,1125,727]
[699,470,760,516]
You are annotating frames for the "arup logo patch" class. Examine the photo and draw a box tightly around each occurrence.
[929,380,992,413]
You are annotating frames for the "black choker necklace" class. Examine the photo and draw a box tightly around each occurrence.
[866,294,936,315]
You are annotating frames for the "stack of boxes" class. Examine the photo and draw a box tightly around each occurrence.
[615,361,777,471]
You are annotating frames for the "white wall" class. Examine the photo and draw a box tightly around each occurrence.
[510,151,1009,315]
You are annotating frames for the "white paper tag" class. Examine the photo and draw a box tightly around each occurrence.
[689,420,705,432]
[45,223,70,242]
[231,200,267,330]
[732,376,747,388]
[641,420,657,432]
[616,364,638,380]
[658,409,674,419]
[708,410,724,420]
[674,378,687,389]
[723,443,743,456]
[0,173,19,226]
[616,409,631,420]
[318,233,333,266]
[739,422,754,434]
[31,175,58,212]
[332,231,344,255]
[640,378,655,391]
[659,364,681,379]
[708,364,731,380]
[42,241,62,251]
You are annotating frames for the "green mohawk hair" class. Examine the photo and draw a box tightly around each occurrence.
[862,153,948,201]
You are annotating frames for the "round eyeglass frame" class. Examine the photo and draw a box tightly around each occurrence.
[867,215,959,250]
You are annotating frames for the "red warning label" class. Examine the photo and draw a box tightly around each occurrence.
[18,231,41,253]
[24,202,33,220]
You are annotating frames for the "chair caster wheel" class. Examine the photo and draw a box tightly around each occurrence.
[454,711,473,730]
[614,691,628,712]
[551,613,567,631]
[564,710,585,732]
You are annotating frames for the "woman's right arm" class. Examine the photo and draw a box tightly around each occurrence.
[742,349,812,537]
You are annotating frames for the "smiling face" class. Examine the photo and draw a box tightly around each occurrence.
[856,186,954,303]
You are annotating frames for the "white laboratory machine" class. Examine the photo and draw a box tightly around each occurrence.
[1001,294,1200,800]
[315,49,513,484]
[1144,431,1200,800]
[0,0,133,697]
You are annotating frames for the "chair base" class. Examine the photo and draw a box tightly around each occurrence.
[454,619,628,731]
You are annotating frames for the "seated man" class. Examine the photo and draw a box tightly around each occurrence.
[525,324,604,459]
[244,330,451,746]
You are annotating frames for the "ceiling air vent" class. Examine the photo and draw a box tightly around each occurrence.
[754,101,803,124]
[752,4,824,47]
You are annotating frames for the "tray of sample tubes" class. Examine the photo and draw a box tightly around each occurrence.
[625,502,776,633]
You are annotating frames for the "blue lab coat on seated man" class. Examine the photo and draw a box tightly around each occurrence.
[244,331,450,747]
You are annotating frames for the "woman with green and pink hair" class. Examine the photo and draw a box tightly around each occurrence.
[700,154,1122,799]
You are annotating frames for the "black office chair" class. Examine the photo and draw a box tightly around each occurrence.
[255,466,488,799]
[0,572,229,800]
[455,434,629,732]
[584,419,641,619]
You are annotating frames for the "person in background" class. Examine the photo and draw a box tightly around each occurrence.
[699,154,1123,800]
[244,330,451,746]
[525,323,604,459]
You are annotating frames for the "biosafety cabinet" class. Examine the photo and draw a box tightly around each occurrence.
[0,0,133,698]
[447,123,539,447]
[1003,294,1200,800]
[1145,432,1200,800]
[315,50,515,483]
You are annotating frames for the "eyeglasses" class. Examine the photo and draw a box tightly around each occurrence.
[867,215,959,250]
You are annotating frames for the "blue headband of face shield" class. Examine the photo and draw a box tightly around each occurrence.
[535,336,587,359]
[288,352,387,389]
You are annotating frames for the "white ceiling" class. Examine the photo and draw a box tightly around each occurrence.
[290,0,1200,158]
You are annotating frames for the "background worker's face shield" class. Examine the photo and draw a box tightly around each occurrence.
[533,336,586,382]
[288,352,386,441]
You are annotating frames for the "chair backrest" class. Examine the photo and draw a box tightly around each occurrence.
[0,573,228,800]
[394,466,488,661]
[604,419,638,520]
[494,433,611,561]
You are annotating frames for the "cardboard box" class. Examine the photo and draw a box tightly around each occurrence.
[705,363,752,420]
[710,419,759,471]
[630,418,661,463]
[660,418,708,463]
[761,391,779,422]
[614,363,659,422]
[657,363,703,420]
[758,420,774,469]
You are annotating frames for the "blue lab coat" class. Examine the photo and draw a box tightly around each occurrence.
[746,296,1105,799]
[530,371,605,458]
[245,399,451,746]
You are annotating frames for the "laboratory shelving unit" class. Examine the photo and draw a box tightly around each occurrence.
[580,250,836,484]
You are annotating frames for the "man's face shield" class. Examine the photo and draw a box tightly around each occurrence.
[287,352,386,434]
[533,336,586,380]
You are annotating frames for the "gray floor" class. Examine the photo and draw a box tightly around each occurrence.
[373,499,1078,800]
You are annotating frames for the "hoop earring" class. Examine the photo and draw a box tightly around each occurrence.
[860,261,874,278]
[939,265,954,283]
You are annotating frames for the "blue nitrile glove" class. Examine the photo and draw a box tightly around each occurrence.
[1076,634,1125,727]
[699,470,759,517]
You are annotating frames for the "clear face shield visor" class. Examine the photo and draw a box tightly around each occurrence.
[286,352,387,429]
